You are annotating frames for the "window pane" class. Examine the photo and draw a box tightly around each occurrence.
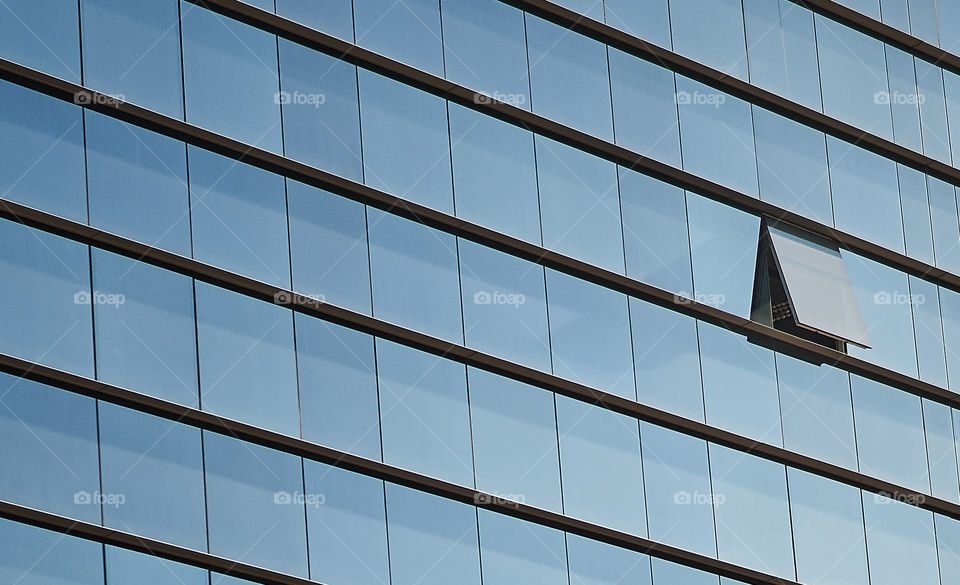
[287,180,371,314]
[852,374,929,492]
[0,81,86,222]
[677,79,758,197]
[449,104,540,244]
[546,270,635,399]
[911,276,947,387]
[359,70,453,213]
[276,0,354,41]
[922,399,959,503]
[188,147,291,288]
[899,165,935,265]
[567,532,652,585]
[460,240,550,371]
[699,323,781,445]
[686,195,760,317]
[917,61,951,163]
[788,469,869,585]
[557,396,646,535]
[942,288,960,390]
[203,431,308,576]
[354,0,442,75]
[709,444,795,579]
[603,0,671,48]
[279,40,362,182]
[551,0,602,19]
[441,0,529,108]
[652,558,718,585]
[526,15,614,141]
[385,485,482,585]
[92,250,198,406]
[630,299,703,421]
[181,2,282,152]
[368,209,463,343]
[946,71,960,166]
[81,0,183,117]
[0,374,99,522]
[936,514,960,584]
[537,136,623,273]
[0,0,80,83]
[478,510,567,585]
[863,495,940,585]
[928,177,960,274]
[106,546,207,585]
[885,47,922,152]
[744,0,821,110]
[468,368,561,511]
[776,354,857,470]
[0,519,102,585]
[640,423,716,557]
[609,49,681,167]
[0,220,93,376]
[295,314,380,459]
[85,112,191,255]
[99,403,206,549]
[196,283,299,436]
[304,462,390,585]
[670,0,747,80]
[377,340,474,486]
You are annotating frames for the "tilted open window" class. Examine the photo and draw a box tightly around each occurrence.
[751,221,871,352]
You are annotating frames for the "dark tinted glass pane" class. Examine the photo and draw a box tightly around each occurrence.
[885,47,922,152]
[604,0,671,48]
[81,0,183,117]
[898,165,935,265]
[928,177,960,273]
[670,0,747,79]
[0,0,80,83]
[276,0,354,41]
[478,510,567,585]
[354,0,442,75]
[106,546,208,585]
[911,276,947,387]
[863,495,941,585]
[567,533,652,585]
[922,399,959,503]
[0,519,102,585]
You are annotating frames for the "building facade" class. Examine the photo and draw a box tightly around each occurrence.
[2,0,960,584]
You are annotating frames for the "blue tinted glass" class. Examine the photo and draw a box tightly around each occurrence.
[276,0,354,41]
[909,0,939,47]
[181,2,282,152]
[922,399,959,502]
[640,423,716,557]
[603,0,671,48]
[881,0,911,30]
[460,241,550,371]
[449,104,541,244]
[99,403,206,549]
[441,0,529,107]
[106,546,208,585]
[837,0,881,17]
[744,0,822,110]
[354,0,442,75]
[85,112,191,255]
[0,519,102,585]
[652,558,718,585]
[928,177,960,273]
[469,368,561,511]
[0,374,99,522]
[944,288,960,390]
[709,445,795,579]
[287,180,371,314]
[377,340,473,486]
[536,136,623,273]
[278,40,362,181]
[937,514,960,583]
[946,72,960,166]
[0,81,86,222]
[478,510,567,585]
[630,299,703,421]
[609,49,681,167]
[700,324,781,444]
[620,170,692,294]
[816,15,893,138]
[828,137,904,253]
[358,70,453,213]
[776,355,858,469]
[367,209,463,342]
[295,314,380,459]
[196,283,299,436]
[304,462,390,585]
[557,396,646,535]
[551,0,602,19]
[567,533,652,585]
[204,431,308,576]
[81,0,183,117]
[844,251,918,375]
[546,270,635,399]
[917,61,952,163]
[385,485,482,585]
[852,375,929,492]
[863,495,940,585]
[0,220,93,376]
[0,0,80,83]
[898,165,935,265]
[788,469,869,585]
[885,47,923,152]
[188,147,291,287]
[677,79,758,197]
[753,107,833,225]
[526,15,614,141]
[941,2,960,53]
[92,250,198,406]
[670,0,747,79]
[911,277,947,386]
[686,195,760,317]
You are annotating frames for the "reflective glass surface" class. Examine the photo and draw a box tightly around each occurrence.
[567,533,652,585]
[669,0,747,80]
[0,519,102,585]
[885,47,922,152]
[922,399,960,503]
[863,495,941,585]
[276,0,354,40]
[0,0,80,83]
[354,0,443,75]
[603,0,671,48]
[899,165,935,265]
[479,510,568,585]
[928,177,960,273]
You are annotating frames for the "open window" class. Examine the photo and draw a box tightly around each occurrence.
[751,220,871,352]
